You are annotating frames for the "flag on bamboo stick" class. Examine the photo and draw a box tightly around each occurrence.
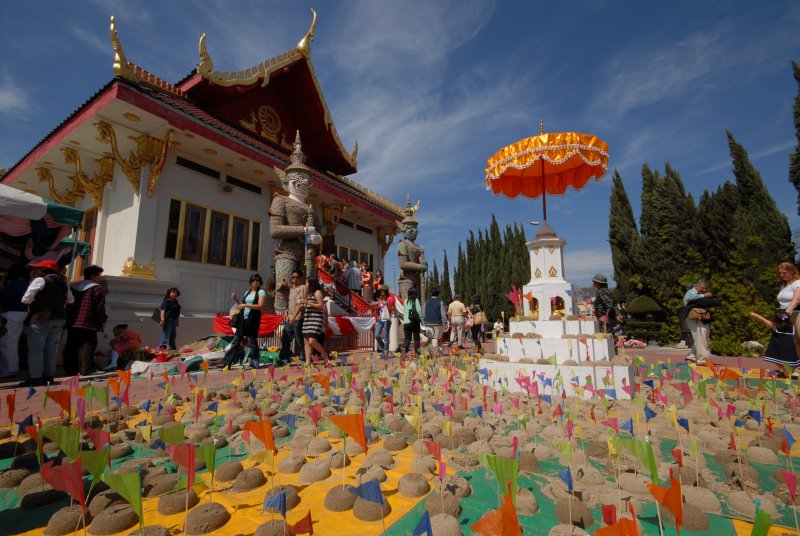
[593,517,639,536]
[92,386,109,407]
[471,493,522,536]
[42,425,80,459]
[46,390,71,414]
[413,510,433,536]
[6,393,15,423]
[424,440,441,461]
[196,443,217,477]
[79,448,110,481]
[751,507,772,536]
[102,471,143,522]
[479,455,518,506]
[348,480,384,504]
[168,442,196,489]
[601,503,617,525]
[243,419,277,453]
[86,427,110,450]
[329,414,368,453]
[263,491,287,517]
[558,466,573,493]
[290,510,314,535]
[41,458,85,509]
[781,469,797,503]
[647,474,682,531]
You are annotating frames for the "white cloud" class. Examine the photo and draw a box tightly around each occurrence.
[563,248,613,286]
[69,25,108,56]
[0,76,31,119]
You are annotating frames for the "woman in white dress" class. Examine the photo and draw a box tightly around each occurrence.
[777,262,800,356]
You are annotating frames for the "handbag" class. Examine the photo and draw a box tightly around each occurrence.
[151,307,161,323]
[472,306,487,325]
[687,308,711,321]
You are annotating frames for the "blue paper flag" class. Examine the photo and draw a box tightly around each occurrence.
[366,388,372,405]
[477,368,489,380]
[280,414,296,433]
[140,400,151,412]
[413,510,433,536]
[677,418,690,432]
[26,387,36,401]
[207,401,219,413]
[620,419,634,433]
[604,389,617,400]
[559,466,573,493]
[471,406,484,419]
[250,388,258,400]
[349,480,384,504]
[157,402,163,416]
[304,387,315,400]
[150,439,166,450]
[643,379,655,388]
[16,414,33,436]
[784,427,796,451]
[263,491,287,517]
[384,386,393,396]
[644,405,656,422]
[748,410,762,425]
[332,394,341,405]
[540,394,552,404]
[365,425,373,443]
[111,396,123,407]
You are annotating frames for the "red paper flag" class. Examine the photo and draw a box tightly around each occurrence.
[424,440,441,461]
[308,404,323,426]
[602,503,617,525]
[729,431,737,451]
[243,419,276,453]
[290,510,314,535]
[671,447,683,469]
[720,368,741,381]
[601,418,619,434]
[41,458,86,509]
[6,393,15,423]
[311,374,330,393]
[117,369,132,387]
[86,427,111,450]
[781,469,797,503]
[194,390,203,422]
[594,517,639,536]
[168,443,196,489]
[46,390,71,414]
[552,404,563,418]
[590,405,596,423]
[471,493,522,536]
[329,414,368,453]
[647,474,682,531]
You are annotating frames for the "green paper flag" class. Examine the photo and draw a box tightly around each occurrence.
[553,440,573,463]
[479,454,519,506]
[690,439,698,458]
[751,508,772,536]
[196,443,217,477]
[42,425,80,459]
[159,423,185,445]
[618,437,659,483]
[79,448,110,482]
[102,471,143,521]
[93,386,109,408]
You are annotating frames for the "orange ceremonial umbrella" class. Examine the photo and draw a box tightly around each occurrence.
[485,121,609,221]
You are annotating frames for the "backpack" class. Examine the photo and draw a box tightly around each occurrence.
[408,301,420,324]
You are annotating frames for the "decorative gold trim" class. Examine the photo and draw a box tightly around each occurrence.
[322,204,346,235]
[533,247,540,255]
[94,121,173,197]
[60,147,115,209]
[535,267,542,278]
[204,148,217,155]
[110,16,139,82]
[548,246,555,254]
[36,167,84,206]
[296,8,317,58]
[378,226,397,257]
[548,265,558,277]
[121,257,155,279]
[122,113,141,122]
[329,172,403,217]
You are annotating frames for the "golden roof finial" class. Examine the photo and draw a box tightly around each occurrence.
[296,8,317,58]
[198,33,214,76]
[110,16,135,80]
[540,119,544,135]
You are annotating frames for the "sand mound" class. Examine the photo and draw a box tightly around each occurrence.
[278,454,306,473]
[398,473,430,498]
[215,461,243,482]
[158,488,199,515]
[663,502,708,531]
[45,504,91,535]
[747,446,778,465]
[89,504,139,535]
[127,526,170,536]
[352,495,391,521]
[618,472,650,495]
[345,441,365,456]
[554,498,593,528]
[517,487,539,515]
[424,492,462,517]
[89,489,126,516]
[519,451,540,473]
[442,474,472,499]
[21,488,67,509]
[383,435,408,451]
[263,485,300,512]
[185,502,231,535]
[0,468,31,488]
[143,473,179,497]
[328,450,351,468]
[431,513,462,536]
[233,467,267,491]
[305,437,331,456]
[357,464,387,485]
[364,448,394,468]
[298,459,331,484]
[547,524,589,536]
[724,463,760,484]
[411,455,436,474]
[254,520,292,536]
[682,486,721,513]
[727,492,779,518]
[324,484,357,512]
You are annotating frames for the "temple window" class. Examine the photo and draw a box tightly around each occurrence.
[164,197,260,270]
[335,243,373,270]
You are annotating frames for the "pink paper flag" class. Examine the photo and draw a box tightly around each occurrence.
[781,470,797,503]
[493,403,503,414]
[601,418,620,434]
[567,420,574,441]
[512,436,519,459]
[438,460,446,482]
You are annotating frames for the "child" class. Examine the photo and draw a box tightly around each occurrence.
[106,324,142,370]
[750,310,800,368]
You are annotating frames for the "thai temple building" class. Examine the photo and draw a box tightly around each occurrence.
[0,13,402,346]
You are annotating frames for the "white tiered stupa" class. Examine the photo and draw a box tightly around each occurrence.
[479,223,634,399]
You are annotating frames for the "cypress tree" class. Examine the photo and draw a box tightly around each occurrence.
[608,169,641,301]
[728,131,796,301]
[696,182,740,272]
[441,250,453,305]
[790,60,800,215]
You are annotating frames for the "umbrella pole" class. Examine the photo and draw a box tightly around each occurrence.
[540,158,547,221]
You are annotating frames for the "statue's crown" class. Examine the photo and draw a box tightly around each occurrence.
[401,194,420,225]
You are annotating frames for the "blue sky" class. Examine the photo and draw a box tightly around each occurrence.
[1,1,799,287]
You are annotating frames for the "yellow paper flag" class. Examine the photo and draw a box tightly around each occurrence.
[140,425,152,443]
[666,404,678,429]
[442,420,452,437]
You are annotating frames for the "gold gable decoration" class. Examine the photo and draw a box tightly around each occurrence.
[548,266,558,277]
[60,147,115,209]
[36,167,84,206]
[94,121,173,197]
[121,257,155,279]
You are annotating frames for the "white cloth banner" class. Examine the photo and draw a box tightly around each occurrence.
[327,316,376,335]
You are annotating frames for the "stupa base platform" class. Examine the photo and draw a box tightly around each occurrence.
[478,359,635,400]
